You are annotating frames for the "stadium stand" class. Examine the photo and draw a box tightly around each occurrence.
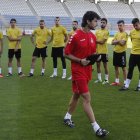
[98,1,135,18]
[131,2,140,18]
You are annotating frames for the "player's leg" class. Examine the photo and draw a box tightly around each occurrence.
[94,61,102,83]
[0,56,3,77]
[61,56,66,79]
[28,47,39,77]
[7,49,14,76]
[81,92,109,137]
[122,67,127,85]
[16,49,24,77]
[102,62,109,84]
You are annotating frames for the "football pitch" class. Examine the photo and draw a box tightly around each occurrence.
[0,36,140,140]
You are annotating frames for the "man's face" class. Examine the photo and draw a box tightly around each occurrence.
[40,22,45,29]
[118,23,124,32]
[55,18,60,26]
[101,20,107,29]
[87,18,98,30]
[72,22,78,31]
[133,22,140,30]
[10,21,16,28]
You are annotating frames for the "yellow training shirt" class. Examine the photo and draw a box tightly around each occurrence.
[0,31,3,39]
[113,32,128,53]
[7,27,22,49]
[32,27,51,48]
[51,25,67,47]
[130,29,140,54]
[95,29,109,54]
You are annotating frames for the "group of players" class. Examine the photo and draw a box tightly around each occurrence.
[0,10,140,137]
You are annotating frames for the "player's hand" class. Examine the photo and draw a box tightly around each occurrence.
[14,48,18,52]
[43,41,47,45]
[80,58,90,66]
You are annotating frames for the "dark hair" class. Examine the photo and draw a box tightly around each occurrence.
[81,11,100,27]
[101,18,107,24]
[73,20,78,24]
[56,17,60,19]
[10,18,16,23]
[132,18,139,25]
[39,20,45,23]
[117,20,125,24]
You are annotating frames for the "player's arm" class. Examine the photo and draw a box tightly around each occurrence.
[15,35,22,52]
[96,39,107,45]
[7,36,21,41]
[118,40,126,46]
[64,33,68,43]
[0,38,3,55]
[30,34,36,47]
[45,29,52,45]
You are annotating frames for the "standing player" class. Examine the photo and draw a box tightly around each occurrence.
[67,20,79,80]
[0,31,3,77]
[120,18,140,91]
[28,20,51,77]
[111,20,128,86]
[64,11,109,137]
[6,18,24,77]
[94,18,109,84]
[50,17,68,79]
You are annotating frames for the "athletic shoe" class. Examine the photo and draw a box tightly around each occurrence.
[96,128,109,137]
[28,73,33,77]
[64,119,75,128]
[40,73,44,76]
[67,76,72,80]
[134,87,140,91]
[102,80,109,85]
[62,74,66,79]
[6,73,12,77]
[50,73,57,78]
[0,74,3,78]
[110,82,121,86]
[94,79,102,83]
[18,72,25,77]
[119,86,129,91]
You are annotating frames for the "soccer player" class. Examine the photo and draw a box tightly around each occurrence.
[111,20,128,86]
[120,18,140,91]
[64,11,109,137]
[94,18,109,84]
[28,20,51,77]
[67,20,79,80]
[50,17,68,79]
[6,18,24,77]
[0,31,3,77]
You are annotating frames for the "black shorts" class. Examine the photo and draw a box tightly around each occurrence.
[8,49,21,59]
[33,47,47,58]
[51,47,64,57]
[97,54,108,63]
[129,54,140,68]
[113,51,126,67]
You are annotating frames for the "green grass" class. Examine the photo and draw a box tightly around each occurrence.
[0,36,140,140]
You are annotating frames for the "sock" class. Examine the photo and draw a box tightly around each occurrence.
[54,68,57,75]
[105,74,109,81]
[138,80,140,87]
[18,67,22,73]
[91,121,100,133]
[8,67,12,74]
[97,73,102,81]
[41,68,45,74]
[115,78,119,83]
[64,112,71,120]
[125,78,131,88]
[30,68,34,74]
[63,69,66,75]
[0,68,1,74]
[124,80,126,85]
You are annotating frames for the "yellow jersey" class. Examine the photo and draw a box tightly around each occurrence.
[95,29,109,54]
[7,27,22,49]
[69,30,75,37]
[130,29,140,54]
[51,25,67,47]
[113,32,128,53]
[32,27,51,48]
[0,31,3,39]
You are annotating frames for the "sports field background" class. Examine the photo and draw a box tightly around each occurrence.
[0,36,140,140]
